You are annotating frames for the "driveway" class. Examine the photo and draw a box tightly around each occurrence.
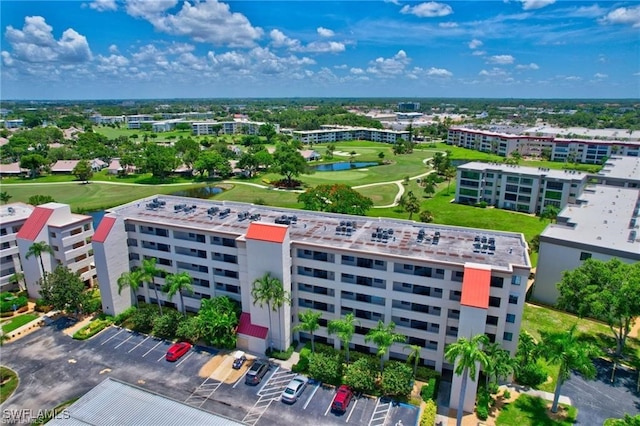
[563,358,639,425]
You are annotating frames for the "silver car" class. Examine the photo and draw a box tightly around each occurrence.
[280,375,309,404]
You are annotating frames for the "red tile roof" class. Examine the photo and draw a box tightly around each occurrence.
[245,222,287,244]
[237,312,268,339]
[460,265,491,309]
[16,207,53,242]
[92,216,116,244]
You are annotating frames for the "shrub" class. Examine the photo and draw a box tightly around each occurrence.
[503,389,511,399]
[0,296,28,313]
[129,305,159,333]
[34,299,52,313]
[344,357,378,395]
[416,366,441,382]
[73,317,113,340]
[420,378,438,402]
[113,306,137,325]
[175,316,202,343]
[266,344,296,361]
[476,404,489,421]
[516,363,547,388]
[308,352,343,385]
[84,297,102,314]
[292,357,309,373]
[152,311,183,339]
[488,382,500,395]
[420,400,437,426]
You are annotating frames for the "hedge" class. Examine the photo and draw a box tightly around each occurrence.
[266,342,297,360]
[420,378,439,402]
[72,317,113,340]
[416,366,441,382]
[420,400,437,426]
[0,295,28,313]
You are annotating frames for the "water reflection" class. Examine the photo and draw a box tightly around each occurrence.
[312,161,379,172]
[170,185,224,198]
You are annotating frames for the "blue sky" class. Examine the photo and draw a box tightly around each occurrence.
[1,0,639,100]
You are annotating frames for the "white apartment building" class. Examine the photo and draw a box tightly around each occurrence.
[293,127,409,144]
[533,186,640,305]
[595,156,640,188]
[93,195,531,412]
[16,203,96,297]
[0,203,34,291]
[455,162,588,213]
[447,127,640,164]
[191,121,277,136]
[89,115,126,125]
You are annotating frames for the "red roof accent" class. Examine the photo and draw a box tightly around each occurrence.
[237,312,268,339]
[16,207,53,242]
[245,222,287,244]
[92,216,116,244]
[460,265,491,309]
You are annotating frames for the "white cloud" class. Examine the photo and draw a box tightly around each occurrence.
[472,50,486,56]
[270,29,300,49]
[333,64,348,69]
[425,67,453,77]
[593,73,608,79]
[487,55,515,65]
[350,67,365,75]
[468,39,483,49]
[564,76,582,81]
[108,44,119,54]
[479,68,509,77]
[367,50,410,75]
[439,22,458,28]
[90,0,117,12]
[297,41,345,53]
[129,0,263,48]
[599,6,640,28]
[400,2,453,18]
[515,63,539,70]
[317,27,335,38]
[518,0,555,11]
[4,16,92,64]
[566,5,605,18]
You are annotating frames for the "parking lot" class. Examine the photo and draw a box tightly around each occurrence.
[1,319,419,426]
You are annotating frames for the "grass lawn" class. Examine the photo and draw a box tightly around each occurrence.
[0,366,19,404]
[214,183,302,209]
[356,183,399,206]
[1,313,39,334]
[496,394,577,426]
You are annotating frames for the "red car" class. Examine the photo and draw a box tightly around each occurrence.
[166,342,192,362]
[331,385,354,412]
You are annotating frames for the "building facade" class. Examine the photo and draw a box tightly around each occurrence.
[455,162,588,213]
[594,156,640,188]
[191,121,277,136]
[0,203,34,291]
[293,127,409,144]
[93,195,531,411]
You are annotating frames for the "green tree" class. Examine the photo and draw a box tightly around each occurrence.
[403,191,420,220]
[516,331,539,366]
[258,123,277,143]
[9,272,26,291]
[345,357,378,394]
[20,153,48,178]
[423,180,437,198]
[0,192,12,204]
[445,334,490,426]
[39,265,89,316]
[251,272,290,351]
[193,150,231,178]
[328,313,359,364]
[419,210,434,223]
[540,324,597,413]
[404,344,422,378]
[482,342,516,388]
[26,241,54,288]
[365,320,406,372]
[163,272,194,315]
[117,269,144,308]
[142,144,179,179]
[198,296,240,348]
[237,152,259,177]
[72,160,93,183]
[381,361,414,397]
[308,351,343,385]
[273,144,309,186]
[557,258,640,357]
[444,166,456,195]
[540,205,560,223]
[297,184,374,216]
[293,309,322,352]
[28,194,55,205]
[140,258,164,315]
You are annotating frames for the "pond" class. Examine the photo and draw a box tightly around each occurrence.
[311,161,379,172]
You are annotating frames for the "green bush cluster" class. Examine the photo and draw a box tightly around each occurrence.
[420,377,439,402]
[266,342,297,360]
[516,363,548,388]
[420,400,438,426]
[34,298,53,313]
[415,366,441,382]
[73,317,113,340]
[476,387,491,421]
[292,347,312,373]
[113,306,137,325]
[0,293,28,313]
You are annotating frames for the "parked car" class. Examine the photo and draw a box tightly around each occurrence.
[245,360,270,385]
[280,375,309,404]
[232,350,247,370]
[165,342,192,362]
[331,385,354,412]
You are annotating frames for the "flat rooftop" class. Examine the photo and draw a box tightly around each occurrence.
[108,195,530,271]
[460,162,588,180]
[0,202,34,223]
[598,156,640,183]
[542,186,640,257]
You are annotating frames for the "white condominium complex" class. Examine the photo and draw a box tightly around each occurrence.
[93,195,530,412]
[0,203,34,291]
[191,121,278,136]
[455,162,588,213]
[293,127,409,144]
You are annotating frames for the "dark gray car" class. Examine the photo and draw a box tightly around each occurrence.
[245,360,269,385]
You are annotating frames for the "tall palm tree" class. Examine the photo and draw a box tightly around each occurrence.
[251,272,283,351]
[271,281,291,350]
[540,324,596,413]
[293,309,322,352]
[26,241,54,287]
[516,331,539,366]
[482,342,516,388]
[163,272,194,315]
[365,320,406,371]
[445,334,490,426]
[328,313,359,364]
[140,257,163,315]
[404,344,422,378]
[117,269,144,307]
[444,166,457,195]
[9,272,26,292]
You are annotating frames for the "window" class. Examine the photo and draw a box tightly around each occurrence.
[511,276,521,286]
[580,252,592,261]
[451,271,464,282]
[50,232,57,238]
[449,290,461,302]
[508,294,519,305]
[490,276,504,288]
[503,332,513,341]
[489,296,501,308]
[506,313,516,323]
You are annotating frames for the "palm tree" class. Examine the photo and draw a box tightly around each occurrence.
[444,166,457,195]
[0,191,12,204]
[540,205,560,223]
[365,320,406,371]
[445,334,490,426]
[271,281,291,349]
[516,331,539,366]
[404,192,420,220]
[293,309,322,352]
[252,272,289,351]
[9,272,26,292]
[117,269,144,308]
[163,272,194,315]
[404,344,422,378]
[482,342,516,388]
[539,324,596,413]
[26,241,54,287]
[140,257,163,315]
[328,313,359,364]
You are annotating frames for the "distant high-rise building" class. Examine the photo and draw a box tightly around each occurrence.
[397,102,421,112]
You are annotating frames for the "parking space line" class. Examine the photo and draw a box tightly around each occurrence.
[128,335,150,353]
[257,365,279,395]
[114,334,134,349]
[157,352,167,362]
[233,368,250,388]
[368,398,391,426]
[303,382,320,409]
[100,328,123,345]
[345,397,359,423]
[324,397,334,416]
[175,351,194,367]
[142,340,162,357]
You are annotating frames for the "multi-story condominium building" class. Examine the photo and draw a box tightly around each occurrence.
[191,121,277,136]
[16,203,97,297]
[93,195,531,412]
[455,162,588,213]
[152,119,185,133]
[533,186,640,305]
[89,115,126,125]
[292,127,409,144]
[0,203,34,291]
[447,127,640,164]
[2,119,24,129]
[594,156,640,188]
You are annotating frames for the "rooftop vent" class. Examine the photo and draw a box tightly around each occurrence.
[207,206,220,216]
[219,208,231,218]
[275,215,296,225]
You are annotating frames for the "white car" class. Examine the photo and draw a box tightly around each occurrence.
[280,375,309,404]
